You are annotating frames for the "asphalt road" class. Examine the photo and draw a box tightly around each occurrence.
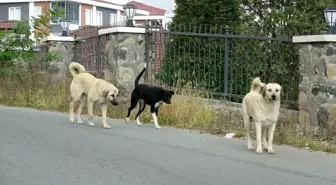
[1,105,336,185]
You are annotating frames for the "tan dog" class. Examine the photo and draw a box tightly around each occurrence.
[242,77,282,154]
[68,62,119,129]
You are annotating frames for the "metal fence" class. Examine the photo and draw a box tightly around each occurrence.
[71,22,300,110]
[71,21,137,78]
[73,34,108,78]
[145,24,300,110]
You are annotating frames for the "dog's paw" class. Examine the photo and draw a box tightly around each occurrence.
[69,118,74,124]
[77,120,84,125]
[263,144,268,151]
[247,145,254,150]
[256,147,263,154]
[136,118,142,126]
[102,124,111,129]
[125,118,130,123]
[155,126,162,130]
[88,122,95,127]
[267,147,275,154]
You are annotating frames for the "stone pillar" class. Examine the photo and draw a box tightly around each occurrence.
[293,35,336,138]
[47,40,75,77]
[103,31,147,101]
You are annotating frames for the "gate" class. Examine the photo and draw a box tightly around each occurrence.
[72,27,108,78]
[145,24,300,109]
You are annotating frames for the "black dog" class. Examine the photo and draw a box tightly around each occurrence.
[125,63,175,129]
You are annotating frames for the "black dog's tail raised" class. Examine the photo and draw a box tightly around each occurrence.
[134,63,147,87]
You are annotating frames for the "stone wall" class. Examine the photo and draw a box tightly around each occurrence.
[45,40,74,76]
[177,95,300,133]
[298,42,336,138]
[103,32,147,100]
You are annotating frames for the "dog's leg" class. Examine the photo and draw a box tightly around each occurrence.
[255,122,263,154]
[150,106,161,129]
[77,95,87,125]
[243,114,253,150]
[262,126,268,151]
[87,100,95,127]
[135,101,146,126]
[126,96,139,123]
[69,99,76,123]
[267,122,276,154]
[101,103,110,129]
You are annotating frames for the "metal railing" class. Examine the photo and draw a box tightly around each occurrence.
[145,23,300,109]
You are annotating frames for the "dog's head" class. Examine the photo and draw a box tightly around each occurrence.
[103,87,119,106]
[261,83,282,102]
[160,89,175,104]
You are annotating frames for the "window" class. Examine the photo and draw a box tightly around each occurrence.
[8,7,21,21]
[34,6,42,18]
[110,13,116,25]
[85,9,93,25]
[120,15,126,26]
[51,2,65,23]
[150,20,162,26]
[96,11,102,26]
[65,2,80,25]
[51,2,79,25]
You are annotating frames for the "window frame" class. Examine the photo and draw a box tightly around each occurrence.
[110,13,117,25]
[8,7,21,21]
[50,1,80,25]
[34,6,42,18]
[96,11,103,26]
[85,9,93,25]
[120,15,126,26]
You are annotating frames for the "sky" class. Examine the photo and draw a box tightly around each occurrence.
[143,0,174,12]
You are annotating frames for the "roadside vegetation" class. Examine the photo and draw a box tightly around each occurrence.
[1,1,336,153]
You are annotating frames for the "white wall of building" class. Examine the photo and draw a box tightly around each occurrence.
[108,0,143,5]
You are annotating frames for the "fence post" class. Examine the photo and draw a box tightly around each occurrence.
[73,34,77,63]
[224,26,231,100]
[96,35,102,78]
[144,22,150,83]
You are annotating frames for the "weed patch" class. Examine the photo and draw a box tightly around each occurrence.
[1,73,336,153]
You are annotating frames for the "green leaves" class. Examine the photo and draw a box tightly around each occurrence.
[156,0,332,107]
[0,2,64,77]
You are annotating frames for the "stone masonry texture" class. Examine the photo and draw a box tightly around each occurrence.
[298,42,336,138]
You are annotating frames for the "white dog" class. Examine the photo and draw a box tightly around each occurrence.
[68,62,119,129]
[242,77,282,154]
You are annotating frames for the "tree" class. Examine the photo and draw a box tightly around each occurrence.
[156,0,334,108]
[156,0,242,97]
[0,2,64,77]
[237,0,334,108]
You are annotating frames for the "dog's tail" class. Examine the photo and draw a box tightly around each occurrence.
[250,77,266,93]
[69,62,86,77]
[134,63,147,87]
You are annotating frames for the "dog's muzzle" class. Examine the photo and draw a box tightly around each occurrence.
[271,95,276,100]
[111,100,119,106]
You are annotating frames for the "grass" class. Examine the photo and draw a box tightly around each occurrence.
[1,72,336,153]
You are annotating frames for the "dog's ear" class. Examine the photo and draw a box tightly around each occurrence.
[103,89,109,98]
[170,90,175,95]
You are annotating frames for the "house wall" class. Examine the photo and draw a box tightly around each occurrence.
[0,2,29,21]
[96,6,117,26]
[135,20,145,26]
[81,3,93,25]
[34,1,51,37]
